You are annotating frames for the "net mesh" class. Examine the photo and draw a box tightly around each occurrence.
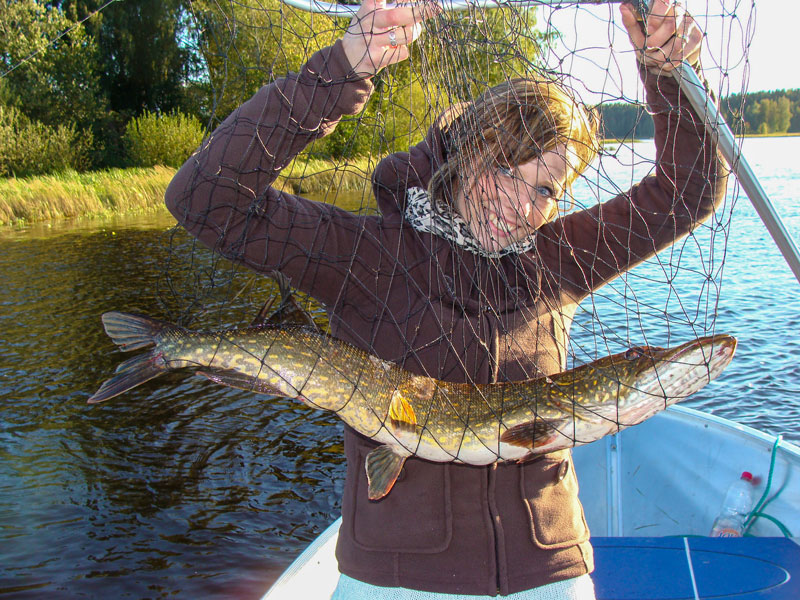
[152,0,745,460]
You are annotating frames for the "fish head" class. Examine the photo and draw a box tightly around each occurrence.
[592,334,738,413]
[503,335,737,454]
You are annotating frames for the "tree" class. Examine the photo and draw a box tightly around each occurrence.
[774,96,792,132]
[755,97,792,134]
[190,0,342,121]
[597,102,654,140]
[419,7,553,103]
[0,0,105,129]
[53,0,200,116]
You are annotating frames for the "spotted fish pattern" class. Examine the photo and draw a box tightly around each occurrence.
[89,312,737,499]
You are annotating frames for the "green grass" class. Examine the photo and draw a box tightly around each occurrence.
[0,155,375,227]
[0,166,176,227]
[274,155,373,195]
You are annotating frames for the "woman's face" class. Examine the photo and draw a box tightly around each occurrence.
[454,144,572,253]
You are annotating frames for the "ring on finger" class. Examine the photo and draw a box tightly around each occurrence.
[388,29,398,48]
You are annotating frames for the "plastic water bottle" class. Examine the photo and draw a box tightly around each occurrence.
[710,471,755,537]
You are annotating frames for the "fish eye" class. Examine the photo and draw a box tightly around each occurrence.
[624,346,648,360]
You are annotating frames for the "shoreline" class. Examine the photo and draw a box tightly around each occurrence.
[604,131,800,144]
[2,133,798,228]
[0,156,374,228]
[0,166,176,228]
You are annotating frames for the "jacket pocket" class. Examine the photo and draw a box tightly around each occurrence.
[346,444,453,553]
[520,450,590,550]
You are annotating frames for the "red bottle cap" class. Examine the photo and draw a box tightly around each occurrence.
[741,471,753,482]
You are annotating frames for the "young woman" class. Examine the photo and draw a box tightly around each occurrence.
[165,1,726,597]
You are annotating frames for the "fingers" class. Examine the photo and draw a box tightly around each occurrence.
[619,3,647,48]
[370,2,434,30]
[343,1,437,76]
[620,1,703,73]
[380,20,425,49]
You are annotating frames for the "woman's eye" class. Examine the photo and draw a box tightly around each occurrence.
[535,185,554,198]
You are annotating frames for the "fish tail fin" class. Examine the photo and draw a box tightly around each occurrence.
[100,311,171,351]
[88,353,166,404]
[88,312,175,404]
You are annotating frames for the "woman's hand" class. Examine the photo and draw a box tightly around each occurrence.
[620,0,703,74]
[341,0,437,77]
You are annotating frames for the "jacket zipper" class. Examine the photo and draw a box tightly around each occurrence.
[488,462,501,595]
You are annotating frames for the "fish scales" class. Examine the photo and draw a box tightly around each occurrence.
[89,311,737,500]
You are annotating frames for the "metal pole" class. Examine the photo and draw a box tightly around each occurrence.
[673,62,800,284]
[280,0,626,18]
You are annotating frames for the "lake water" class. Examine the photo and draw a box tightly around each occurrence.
[1,136,800,598]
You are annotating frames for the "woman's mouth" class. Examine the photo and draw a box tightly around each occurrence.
[486,212,520,239]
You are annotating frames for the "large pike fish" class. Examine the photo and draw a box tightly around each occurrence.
[89,311,736,499]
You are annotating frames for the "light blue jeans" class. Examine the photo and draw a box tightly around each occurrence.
[331,574,596,600]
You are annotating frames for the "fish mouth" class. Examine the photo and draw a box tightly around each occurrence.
[635,334,737,402]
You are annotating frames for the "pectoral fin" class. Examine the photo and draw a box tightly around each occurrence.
[388,390,417,433]
[365,445,409,500]
[500,419,558,449]
[197,369,288,397]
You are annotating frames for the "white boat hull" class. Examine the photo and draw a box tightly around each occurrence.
[262,406,800,599]
[574,405,800,537]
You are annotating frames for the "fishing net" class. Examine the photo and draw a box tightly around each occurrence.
[160,0,745,409]
[143,0,755,468]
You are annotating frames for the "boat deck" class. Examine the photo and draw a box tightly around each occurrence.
[263,521,800,600]
[592,536,800,599]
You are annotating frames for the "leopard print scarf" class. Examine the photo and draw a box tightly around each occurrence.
[403,187,537,258]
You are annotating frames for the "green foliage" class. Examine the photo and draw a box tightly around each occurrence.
[191,0,342,121]
[0,106,92,177]
[123,111,205,168]
[315,115,375,160]
[191,2,549,159]
[721,89,800,134]
[41,0,205,167]
[0,0,106,130]
[52,0,199,116]
[756,97,792,134]
[597,102,655,140]
[420,7,552,102]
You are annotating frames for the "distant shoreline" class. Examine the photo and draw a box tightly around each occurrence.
[604,132,800,144]
[740,131,800,138]
[2,134,798,228]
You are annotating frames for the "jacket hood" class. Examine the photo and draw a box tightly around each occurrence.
[372,110,453,220]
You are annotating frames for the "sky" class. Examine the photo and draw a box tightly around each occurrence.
[533,1,796,103]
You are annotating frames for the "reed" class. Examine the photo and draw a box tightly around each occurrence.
[0,166,175,226]
[0,155,376,227]
[274,155,373,195]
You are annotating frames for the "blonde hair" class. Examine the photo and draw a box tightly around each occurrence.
[429,77,600,208]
